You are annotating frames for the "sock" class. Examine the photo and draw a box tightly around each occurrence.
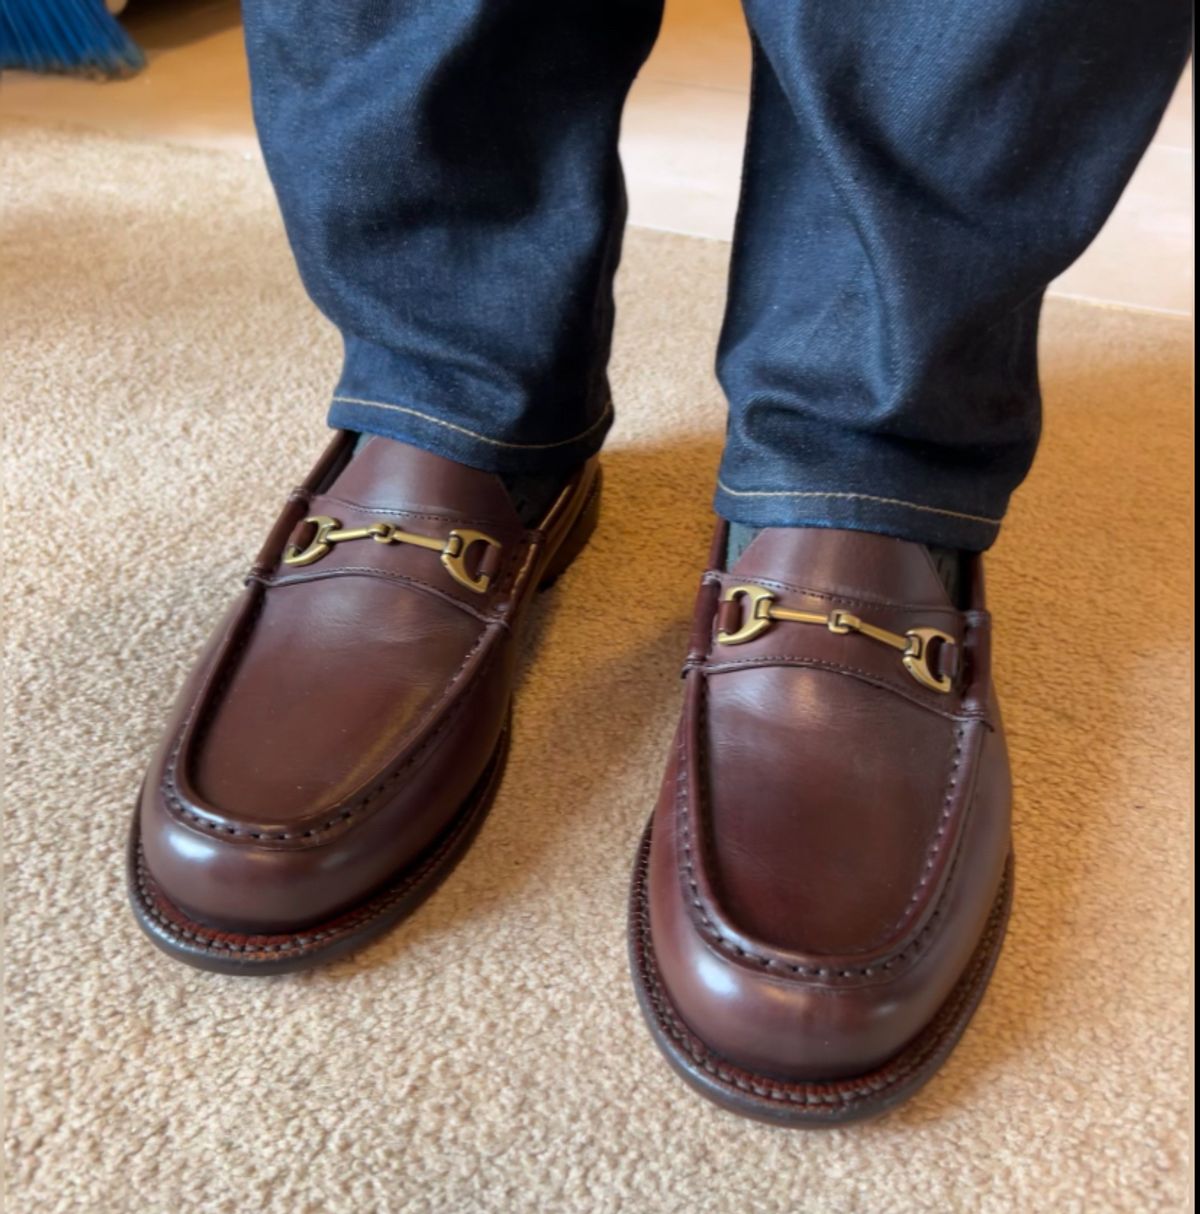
[926,545,964,606]
[727,523,964,604]
[726,522,760,566]
[499,471,572,527]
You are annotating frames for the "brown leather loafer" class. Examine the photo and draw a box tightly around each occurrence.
[630,523,1012,1125]
[129,433,600,974]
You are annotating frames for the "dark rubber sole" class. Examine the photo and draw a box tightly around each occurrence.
[128,726,510,976]
[628,822,1014,1126]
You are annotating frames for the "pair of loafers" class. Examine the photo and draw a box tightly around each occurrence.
[129,434,1012,1126]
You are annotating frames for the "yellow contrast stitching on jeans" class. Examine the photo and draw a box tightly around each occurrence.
[716,479,1002,525]
[331,394,612,450]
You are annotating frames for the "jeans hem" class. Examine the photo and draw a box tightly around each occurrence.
[713,481,1004,551]
[327,394,613,476]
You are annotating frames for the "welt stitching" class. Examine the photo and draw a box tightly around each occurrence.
[901,725,965,919]
[636,840,1009,1106]
[163,627,498,843]
[678,679,967,980]
[137,844,406,954]
[135,761,487,954]
[650,942,995,1106]
[640,874,928,1104]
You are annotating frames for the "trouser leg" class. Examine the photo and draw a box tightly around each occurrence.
[242,0,663,475]
[716,2,1191,549]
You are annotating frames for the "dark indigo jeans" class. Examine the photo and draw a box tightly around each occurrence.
[242,1,1190,550]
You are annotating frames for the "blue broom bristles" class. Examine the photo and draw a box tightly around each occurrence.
[0,0,145,77]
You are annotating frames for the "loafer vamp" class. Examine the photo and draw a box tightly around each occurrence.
[644,524,1013,1085]
[136,434,593,937]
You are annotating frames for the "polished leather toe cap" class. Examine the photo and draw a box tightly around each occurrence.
[137,629,511,934]
[646,721,1011,1081]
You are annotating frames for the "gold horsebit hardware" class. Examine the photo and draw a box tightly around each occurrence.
[283,515,501,594]
[716,583,956,694]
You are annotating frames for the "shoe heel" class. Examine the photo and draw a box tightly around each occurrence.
[538,469,602,591]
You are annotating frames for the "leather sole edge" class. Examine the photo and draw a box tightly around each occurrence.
[628,821,1014,1127]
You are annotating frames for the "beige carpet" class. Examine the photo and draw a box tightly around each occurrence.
[2,120,1193,1214]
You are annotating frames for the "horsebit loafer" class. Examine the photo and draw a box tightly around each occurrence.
[629,523,1012,1125]
[129,433,600,973]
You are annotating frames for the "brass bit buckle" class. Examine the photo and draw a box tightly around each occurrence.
[282,515,502,594]
[716,583,956,694]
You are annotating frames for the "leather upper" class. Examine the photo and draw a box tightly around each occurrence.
[139,433,597,932]
[646,523,1012,1081]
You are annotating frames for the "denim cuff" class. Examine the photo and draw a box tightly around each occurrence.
[328,337,614,476]
[713,479,1005,552]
